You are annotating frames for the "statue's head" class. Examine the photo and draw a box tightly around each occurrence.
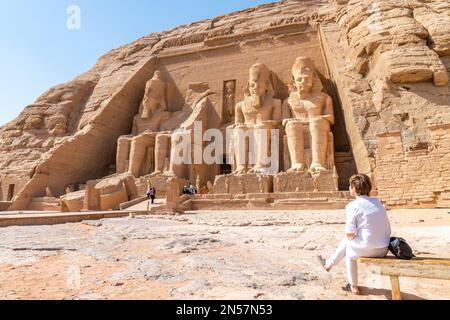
[248,63,271,97]
[292,57,316,96]
[225,81,235,94]
[246,63,274,107]
[153,71,162,80]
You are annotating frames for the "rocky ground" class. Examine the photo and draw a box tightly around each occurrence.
[0,209,448,300]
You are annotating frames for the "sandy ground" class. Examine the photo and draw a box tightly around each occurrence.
[0,209,449,300]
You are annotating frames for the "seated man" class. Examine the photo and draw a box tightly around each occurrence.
[318,174,392,295]
[182,185,191,195]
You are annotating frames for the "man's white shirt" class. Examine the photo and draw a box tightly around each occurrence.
[345,196,391,249]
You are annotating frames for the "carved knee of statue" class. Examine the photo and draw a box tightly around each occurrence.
[233,124,251,174]
[154,132,171,174]
[285,120,306,172]
[116,136,133,174]
[129,133,156,177]
[310,117,331,172]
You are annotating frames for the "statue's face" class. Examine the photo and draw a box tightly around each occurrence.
[249,72,268,98]
[294,67,314,95]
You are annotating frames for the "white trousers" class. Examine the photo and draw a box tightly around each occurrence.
[327,238,389,286]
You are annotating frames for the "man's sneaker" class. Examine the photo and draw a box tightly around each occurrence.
[317,255,331,272]
[342,283,360,295]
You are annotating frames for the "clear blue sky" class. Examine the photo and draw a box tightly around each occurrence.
[0,0,273,126]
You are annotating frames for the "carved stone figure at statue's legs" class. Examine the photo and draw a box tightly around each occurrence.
[129,132,156,178]
[153,132,171,175]
[310,117,331,172]
[116,136,133,174]
[285,120,306,172]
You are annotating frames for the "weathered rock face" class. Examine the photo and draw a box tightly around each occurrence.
[1,0,449,209]
[321,0,450,206]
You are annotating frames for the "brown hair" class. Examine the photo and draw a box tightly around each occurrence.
[349,174,372,196]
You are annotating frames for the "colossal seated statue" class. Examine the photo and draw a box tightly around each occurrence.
[117,73,214,180]
[164,85,214,180]
[232,63,282,175]
[116,71,172,178]
[282,57,335,173]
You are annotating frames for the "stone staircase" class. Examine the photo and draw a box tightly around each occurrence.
[189,191,353,210]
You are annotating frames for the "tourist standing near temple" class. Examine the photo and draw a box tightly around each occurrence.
[147,187,156,204]
[318,174,391,295]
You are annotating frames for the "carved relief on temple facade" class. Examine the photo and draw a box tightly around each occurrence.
[222,80,236,124]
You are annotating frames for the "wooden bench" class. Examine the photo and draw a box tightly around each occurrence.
[358,257,450,300]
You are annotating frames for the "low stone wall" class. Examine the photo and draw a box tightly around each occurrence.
[376,124,450,208]
[274,171,338,193]
[213,174,273,194]
[119,196,147,210]
[190,191,353,210]
[0,211,130,228]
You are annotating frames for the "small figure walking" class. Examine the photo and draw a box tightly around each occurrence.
[147,186,156,204]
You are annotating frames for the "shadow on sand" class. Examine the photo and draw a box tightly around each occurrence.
[359,286,426,300]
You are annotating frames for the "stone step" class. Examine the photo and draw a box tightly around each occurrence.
[190,198,350,210]
[275,198,330,203]
[277,191,352,199]
[190,199,252,210]
[198,191,352,201]
[195,194,233,200]
[272,201,348,210]
[0,211,131,227]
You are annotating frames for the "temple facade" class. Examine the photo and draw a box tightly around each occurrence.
[1,0,450,211]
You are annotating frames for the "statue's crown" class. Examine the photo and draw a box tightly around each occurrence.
[249,63,271,80]
[292,57,315,74]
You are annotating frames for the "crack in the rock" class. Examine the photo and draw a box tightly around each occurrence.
[6,247,78,252]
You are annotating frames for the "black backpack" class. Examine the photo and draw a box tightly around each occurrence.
[389,237,416,260]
